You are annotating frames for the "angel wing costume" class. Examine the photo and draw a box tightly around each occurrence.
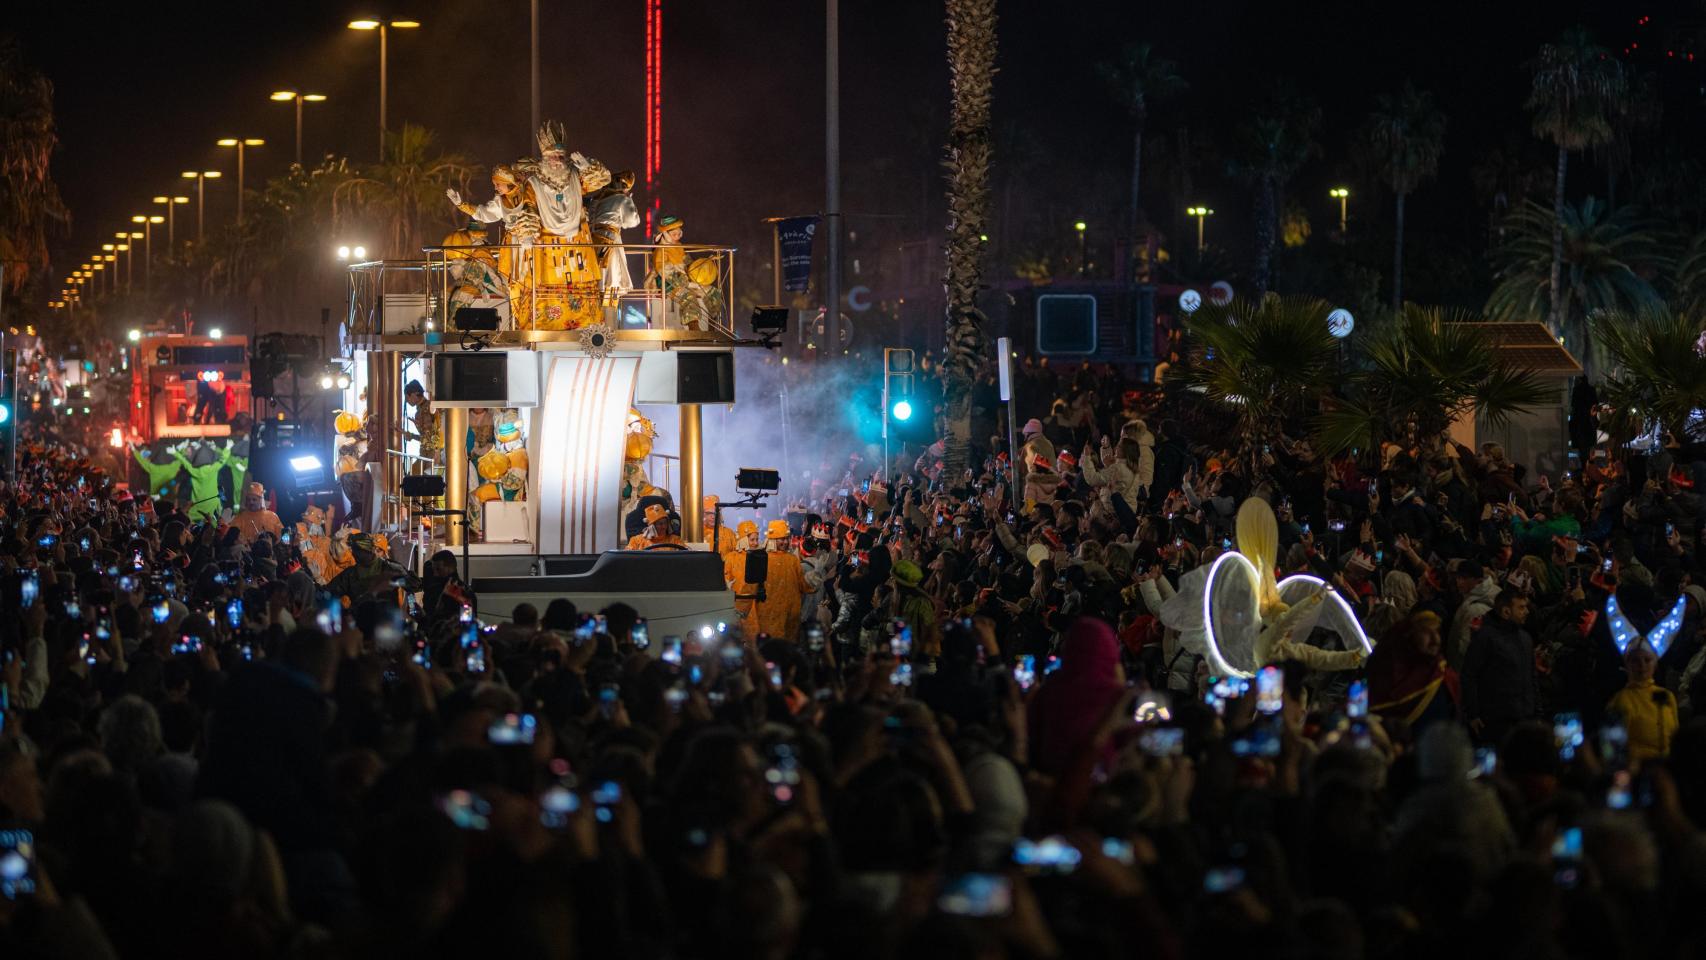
[1159,498,1372,678]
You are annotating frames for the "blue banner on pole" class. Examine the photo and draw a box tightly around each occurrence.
[778,217,819,292]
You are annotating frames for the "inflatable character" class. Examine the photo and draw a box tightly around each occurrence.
[1159,498,1371,679]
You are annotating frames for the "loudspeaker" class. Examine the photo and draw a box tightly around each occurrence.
[677,351,734,404]
[251,358,275,398]
[433,353,508,404]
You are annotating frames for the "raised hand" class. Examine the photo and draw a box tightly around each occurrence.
[445,188,463,207]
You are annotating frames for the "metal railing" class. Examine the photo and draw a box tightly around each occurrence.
[345,242,737,340]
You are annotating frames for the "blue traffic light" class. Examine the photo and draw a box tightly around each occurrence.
[0,403,11,426]
[891,399,913,422]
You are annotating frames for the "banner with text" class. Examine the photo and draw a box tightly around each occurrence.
[778,217,819,293]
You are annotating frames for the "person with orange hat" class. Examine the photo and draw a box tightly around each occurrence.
[626,499,686,550]
[752,519,811,642]
[230,481,285,545]
[703,494,738,552]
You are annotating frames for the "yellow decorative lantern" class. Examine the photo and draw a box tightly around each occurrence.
[505,448,529,472]
[687,257,719,285]
[477,449,512,480]
[624,408,656,461]
[474,482,502,503]
[334,410,362,434]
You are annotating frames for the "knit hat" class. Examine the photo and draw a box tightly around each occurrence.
[893,559,923,586]
[1022,418,1044,436]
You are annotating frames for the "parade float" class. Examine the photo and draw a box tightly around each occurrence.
[336,122,768,634]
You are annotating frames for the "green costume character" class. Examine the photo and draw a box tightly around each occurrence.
[132,445,183,497]
[222,441,250,504]
[324,534,420,601]
[172,445,230,521]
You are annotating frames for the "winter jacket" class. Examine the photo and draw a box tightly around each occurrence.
[1461,614,1536,728]
[1447,576,1501,668]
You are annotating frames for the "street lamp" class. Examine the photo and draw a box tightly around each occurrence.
[152,195,189,249]
[269,90,328,164]
[1074,220,1088,279]
[1186,206,1215,255]
[336,245,369,261]
[180,170,222,243]
[347,17,420,157]
[132,214,164,288]
[1329,187,1350,235]
[115,231,137,294]
[216,138,264,224]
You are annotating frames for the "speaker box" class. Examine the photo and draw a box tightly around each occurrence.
[433,353,508,404]
[677,352,734,404]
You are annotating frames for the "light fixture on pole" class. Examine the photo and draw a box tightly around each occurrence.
[1186,206,1215,255]
[269,90,328,164]
[115,232,137,294]
[1329,187,1350,235]
[347,17,420,157]
[101,244,115,294]
[132,215,164,288]
[152,195,189,249]
[1074,220,1088,279]
[180,170,221,243]
[216,138,264,224]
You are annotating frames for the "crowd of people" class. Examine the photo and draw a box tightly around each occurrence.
[5,362,1706,960]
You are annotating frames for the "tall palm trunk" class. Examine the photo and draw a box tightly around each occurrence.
[1391,190,1407,310]
[1128,118,1144,282]
[1253,175,1277,297]
[940,0,997,478]
[1548,143,1567,331]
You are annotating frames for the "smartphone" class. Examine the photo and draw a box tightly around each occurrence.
[1472,746,1497,779]
[889,662,914,687]
[661,636,683,665]
[152,600,170,624]
[0,826,39,900]
[1203,676,1250,715]
[487,713,537,745]
[374,609,406,651]
[411,639,431,669]
[766,743,802,803]
[1101,838,1136,865]
[890,623,913,659]
[598,684,621,719]
[630,619,650,650]
[1221,537,1233,550]
[1132,690,1172,723]
[1204,866,1246,894]
[64,600,81,620]
[1256,666,1283,715]
[1554,712,1584,761]
[118,574,137,594]
[78,636,92,666]
[1013,655,1036,692]
[18,572,36,609]
[804,623,825,652]
[1552,826,1583,888]
[1666,522,1676,538]
[435,790,492,831]
[1600,723,1629,768]
[1607,769,1635,810]
[1602,558,1613,573]
[1347,680,1368,719]
[938,874,1013,917]
[225,598,244,629]
[239,641,254,662]
[36,534,56,549]
[574,614,598,645]
[1368,479,1379,496]
[170,634,202,656]
[539,784,580,829]
[1232,723,1282,758]
[459,604,474,624]
[1012,836,1083,874]
[1302,522,1311,534]
[767,662,785,690]
[317,596,344,634]
[463,635,486,674]
[1139,727,1185,757]
[590,781,622,823]
[664,683,688,712]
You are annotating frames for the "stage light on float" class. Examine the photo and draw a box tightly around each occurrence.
[891,399,913,422]
[109,427,123,447]
[209,327,223,340]
[335,371,352,390]
[289,454,330,491]
[127,329,142,343]
[318,373,335,390]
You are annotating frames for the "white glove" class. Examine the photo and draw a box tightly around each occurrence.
[569,151,588,170]
[446,188,463,206]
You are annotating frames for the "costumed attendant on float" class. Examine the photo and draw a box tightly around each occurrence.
[589,170,640,298]
[513,121,609,330]
[448,164,540,330]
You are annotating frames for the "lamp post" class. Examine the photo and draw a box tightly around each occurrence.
[269,90,327,164]
[216,138,264,224]
[1186,206,1214,255]
[530,0,540,144]
[131,215,164,288]
[152,195,189,250]
[1329,187,1349,235]
[115,232,137,294]
[347,18,420,157]
[180,170,221,244]
[1074,220,1088,279]
[101,245,115,294]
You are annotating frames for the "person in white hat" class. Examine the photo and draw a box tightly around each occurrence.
[231,481,284,545]
[1019,418,1055,498]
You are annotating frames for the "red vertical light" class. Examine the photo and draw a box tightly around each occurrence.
[644,0,662,235]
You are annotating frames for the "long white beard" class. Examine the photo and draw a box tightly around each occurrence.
[538,158,572,190]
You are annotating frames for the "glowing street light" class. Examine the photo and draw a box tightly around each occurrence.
[153,194,189,249]
[270,90,328,164]
[208,327,223,340]
[336,245,368,261]
[132,214,165,288]
[127,329,142,342]
[1187,206,1215,255]
[1074,220,1088,279]
[216,138,265,224]
[1329,187,1350,235]
[181,170,222,243]
[347,17,421,156]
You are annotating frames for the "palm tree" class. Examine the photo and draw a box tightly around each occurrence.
[1099,43,1186,282]
[1674,231,1706,316]
[1485,197,1669,367]
[1180,295,1340,475]
[0,38,68,295]
[1592,306,1706,444]
[1525,26,1627,331]
[1316,305,1557,457]
[1230,92,1321,297]
[940,0,997,478]
[1363,84,1445,310]
[334,124,476,259]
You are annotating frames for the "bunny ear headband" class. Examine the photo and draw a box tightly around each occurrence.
[1607,593,1686,659]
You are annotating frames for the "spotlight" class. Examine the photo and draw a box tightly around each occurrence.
[336,245,350,260]
[736,467,782,493]
[318,373,335,390]
[452,306,502,332]
[749,306,789,335]
[700,625,714,640]
[289,453,329,491]
[335,372,352,390]
[400,474,448,498]
[127,329,141,343]
[208,327,223,339]
[109,427,122,447]
[891,399,913,422]
[353,246,367,260]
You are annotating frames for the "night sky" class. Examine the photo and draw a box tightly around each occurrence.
[9,0,1690,297]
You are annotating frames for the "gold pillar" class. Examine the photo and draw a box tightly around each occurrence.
[680,403,704,543]
[443,406,468,546]
[365,350,396,528]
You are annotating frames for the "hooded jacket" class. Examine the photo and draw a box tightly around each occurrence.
[1447,575,1502,668]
